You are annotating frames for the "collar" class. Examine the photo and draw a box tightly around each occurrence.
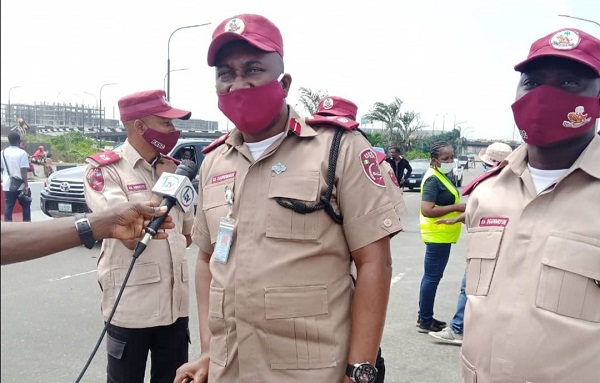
[224,106,318,149]
[508,134,600,180]
[122,139,152,169]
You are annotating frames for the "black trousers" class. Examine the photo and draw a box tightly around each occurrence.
[106,317,190,383]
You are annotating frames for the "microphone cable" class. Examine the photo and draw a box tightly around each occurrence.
[74,160,198,382]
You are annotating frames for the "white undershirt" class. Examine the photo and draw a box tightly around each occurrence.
[245,132,285,161]
[528,164,568,194]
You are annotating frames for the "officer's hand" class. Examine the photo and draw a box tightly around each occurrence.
[173,353,210,383]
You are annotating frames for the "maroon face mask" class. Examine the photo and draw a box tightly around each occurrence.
[512,85,599,146]
[217,77,286,135]
[141,123,181,155]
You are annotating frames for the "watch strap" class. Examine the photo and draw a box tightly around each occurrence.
[74,213,96,249]
[345,363,354,379]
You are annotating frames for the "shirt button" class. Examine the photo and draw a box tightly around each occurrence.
[384,218,392,227]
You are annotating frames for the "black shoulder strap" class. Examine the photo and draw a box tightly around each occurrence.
[276,127,344,224]
[2,150,12,177]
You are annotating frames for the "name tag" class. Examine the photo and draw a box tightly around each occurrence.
[213,217,235,264]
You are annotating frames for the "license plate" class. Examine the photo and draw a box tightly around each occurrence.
[409,179,416,184]
[58,203,72,213]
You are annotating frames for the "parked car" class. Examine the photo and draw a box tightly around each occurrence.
[404,158,464,190]
[458,155,469,169]
[40,138,213,218]
[404,159,430,191]
[446,158,464,187]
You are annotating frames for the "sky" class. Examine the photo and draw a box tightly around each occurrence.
[1,0,598,141]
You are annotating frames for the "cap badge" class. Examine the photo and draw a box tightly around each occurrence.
[550,30,580,50]
[563,106,591,128]
[322,97,334,110]
[272,162,287,175]
[225,18,245,35]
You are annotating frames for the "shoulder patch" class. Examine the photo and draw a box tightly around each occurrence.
[87,151,121,166]
[202,132,230,154]
[359,148,385,187]
[86,166,105,192]
[461,162,506,196]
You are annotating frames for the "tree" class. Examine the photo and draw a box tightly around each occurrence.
[396,111,427,151]
[363,98,426,151]
[296,87,328,116]
[363,98,403,148]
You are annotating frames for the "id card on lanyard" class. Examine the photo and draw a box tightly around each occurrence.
[213,185,235,264]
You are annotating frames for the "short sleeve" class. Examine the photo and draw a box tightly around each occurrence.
[422,176,440,202]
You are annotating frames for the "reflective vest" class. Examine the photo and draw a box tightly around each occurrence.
[419,167,461,244]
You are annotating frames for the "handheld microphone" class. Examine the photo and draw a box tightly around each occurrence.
[133,160,198,258]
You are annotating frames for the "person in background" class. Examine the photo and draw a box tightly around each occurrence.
[175,13,400,383]
[83,89,194,383]
[428,142,513,345]
[180,149,194,162]
[44,152,54,178]
[1,131,32,222]
[31,145,47,165]
[416,141,465,333]
[11,118,29,146]
[1,201,174,265]
[385,147,412,187]
[460,28,600,382]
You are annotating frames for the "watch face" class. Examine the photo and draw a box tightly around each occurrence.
[354,363,377,383]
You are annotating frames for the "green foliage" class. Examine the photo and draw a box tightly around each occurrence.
[49,132,103,163]
[297,87,328,116]
[364,131,384,147]
[405,149,429,161]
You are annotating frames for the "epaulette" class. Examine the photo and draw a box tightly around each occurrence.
[87,150,121,166]
[162,154,180,165]
[461,162,507,196]
[202,132,230,154]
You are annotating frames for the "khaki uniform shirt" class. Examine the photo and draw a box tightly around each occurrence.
[462,135,600,383]
[192,108,401,382]
[84,140,194,328]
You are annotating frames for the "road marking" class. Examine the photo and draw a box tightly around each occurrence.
[391,272,406,286]
[50,269,96,282]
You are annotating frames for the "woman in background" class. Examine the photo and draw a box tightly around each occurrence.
[416,141,465,333]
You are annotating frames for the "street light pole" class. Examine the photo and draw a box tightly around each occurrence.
[7,85,22,125]
[558,14,600,27]
[99,83,117,130]
[164,68,189,92]
[167,22,211,101]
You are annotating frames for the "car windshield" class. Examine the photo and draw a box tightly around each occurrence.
[410,160,430,171]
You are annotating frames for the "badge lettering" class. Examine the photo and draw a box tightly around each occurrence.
[127,183,148,192]
[211,171,236,184]
[479,217,509,227]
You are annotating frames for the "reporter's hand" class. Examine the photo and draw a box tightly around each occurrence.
[90,201,175,241]
[174,354,210,383]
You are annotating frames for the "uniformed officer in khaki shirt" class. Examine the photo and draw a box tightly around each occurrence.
[175,14,401,383]
[83,89,195,383]
[462,28,600,383]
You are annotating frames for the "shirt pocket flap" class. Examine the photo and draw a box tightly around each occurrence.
[113,263,161,287]
[466,227,504,260]
[202,182,231,210]
[209,286,225,319]
[268,172,320,201]
[542,233,600,281]
[265,285,328,319]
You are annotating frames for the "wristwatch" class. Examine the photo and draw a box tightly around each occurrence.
[74,213,96,249]
[346,362,377,383]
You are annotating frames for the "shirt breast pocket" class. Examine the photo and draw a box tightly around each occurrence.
[536,233,600,323]
[266,172,321,241]
[202,182,233,244]
[466,227,504,296]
